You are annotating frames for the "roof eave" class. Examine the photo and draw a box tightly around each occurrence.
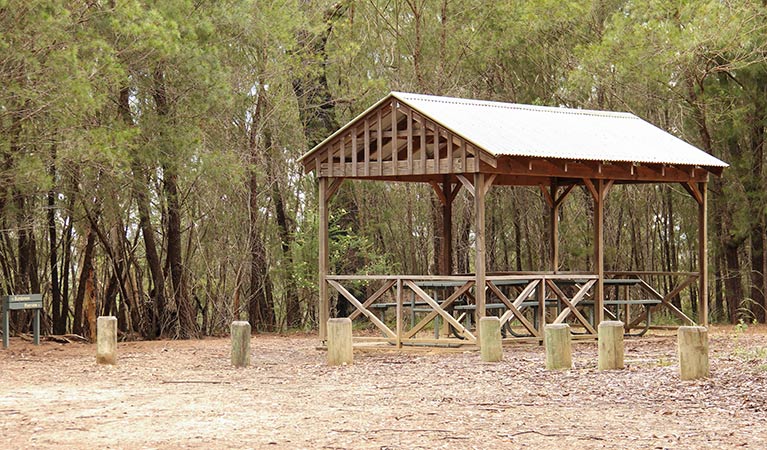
[298,93,396,164]
[392,92,499,167]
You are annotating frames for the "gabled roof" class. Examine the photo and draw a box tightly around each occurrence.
[300,92,727,170]
[393,92,727,168]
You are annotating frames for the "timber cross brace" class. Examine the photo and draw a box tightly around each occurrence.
[301,92,727,346]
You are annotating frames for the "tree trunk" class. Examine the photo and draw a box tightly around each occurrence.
[664,187,681,309]
[120,86,166,337]
[60,177,76,333]
[48,144,63,334]
[153,69,196,339]
[247,91,275,331]
[750,224,765,322]
[73,227,96,336]
[747,78,766,322]
[164,166,195,337]
[264,121,299,329]
[723,238,743,323]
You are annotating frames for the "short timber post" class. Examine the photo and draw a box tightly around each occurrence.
[479,317,502,362]
[327,318,353,366]
[544,324,572,370]
[678,326,709,380]
[598,320,624,370]
[230,321,251,367]
[96,316,117,365]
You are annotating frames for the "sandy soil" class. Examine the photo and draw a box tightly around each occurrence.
[1,326,767,449]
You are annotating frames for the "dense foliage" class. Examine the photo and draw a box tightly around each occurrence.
[1,0,765,338]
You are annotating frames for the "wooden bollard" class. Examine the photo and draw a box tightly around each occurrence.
[544,324,572,370]
[678,326,709,380]
[479,317,503,362]
[96,316,117,365]
[230,321,251,367]
[327,318,353,366]
[598,320,624,370]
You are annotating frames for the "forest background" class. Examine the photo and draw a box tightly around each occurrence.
[2,0,767,339]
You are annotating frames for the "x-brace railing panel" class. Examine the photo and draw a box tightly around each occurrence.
[486,280,540,337]
[546,280,597,334]
[327,279,397,339]
[626,276,697,328]
[551,279,597,327]
[404,280,476,342]
[347,279,396,321]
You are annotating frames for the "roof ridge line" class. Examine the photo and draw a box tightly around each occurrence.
[394,92,637,119]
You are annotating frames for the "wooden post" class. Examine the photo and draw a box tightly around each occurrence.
[550,180,559,272]
[544,324,572,370]
[396,278,403,348]
[327,318,353,365]
[318,177,330,343]
[230,321,251,367]
[96,316,117,365]
[594,179,605,325]
[391,100,398,175]
[479,317,502,362]
[698,182,708,326]
[537,278,546,337]
[598,320,624,370]
[440,178,453,276]
[474,173,486,339]
[440,179,454,339]
[678,326,709,380]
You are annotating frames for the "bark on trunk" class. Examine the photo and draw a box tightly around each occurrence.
[247,91,275,331]
[73,227,96,336]
[48,145,63,334]
[153,70,196,338]
[120,86,166,337]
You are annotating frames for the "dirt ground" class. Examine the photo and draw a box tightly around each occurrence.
[2,326,767,449]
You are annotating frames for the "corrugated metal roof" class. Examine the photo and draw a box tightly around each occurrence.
[392,92,728,168]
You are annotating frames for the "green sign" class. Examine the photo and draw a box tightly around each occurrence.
[2,294,42,348]
[4,294,43,311]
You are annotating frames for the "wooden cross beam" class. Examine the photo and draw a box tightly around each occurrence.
[626,276,697,329]
[486,280,540,337]
[551,279,597,327]
[403,280,476,341]
[327,279,397,339]
[546,280,597,334]
[348,279,396,321]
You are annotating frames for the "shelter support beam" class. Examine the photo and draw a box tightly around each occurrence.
[441,178,455,275]
[550,181,559,272]
[430,178,461,275]
[545,181,576,273]
[585,178,611,325]
[318,177,336,342]
[474,173,490,334]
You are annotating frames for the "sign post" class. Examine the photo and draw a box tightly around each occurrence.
[2,294,43,349]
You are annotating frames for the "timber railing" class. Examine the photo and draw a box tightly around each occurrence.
[604,271,699,331]
[326,272,605,346]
